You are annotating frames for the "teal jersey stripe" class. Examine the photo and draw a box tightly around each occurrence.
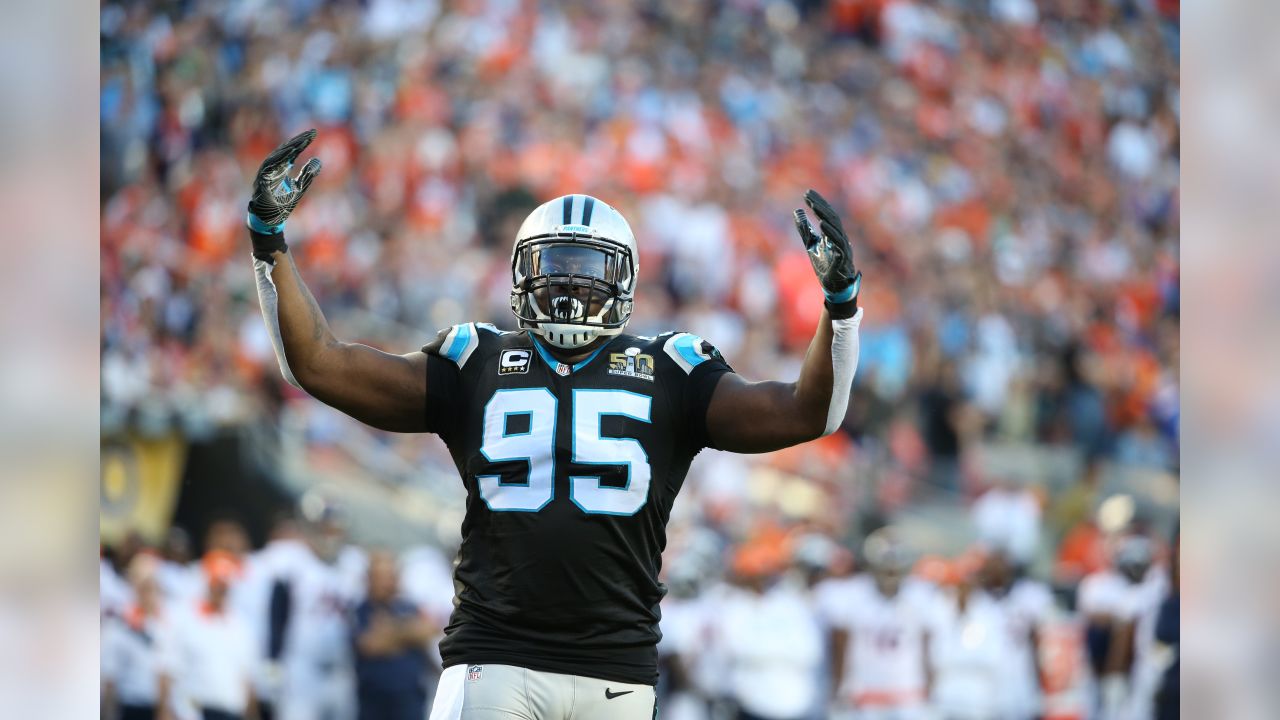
[672,334,706,368]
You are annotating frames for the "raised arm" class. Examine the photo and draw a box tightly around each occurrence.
[706,189,863,453]
[247,130,427,433]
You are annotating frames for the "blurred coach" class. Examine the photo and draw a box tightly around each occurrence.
[351,551,436,720]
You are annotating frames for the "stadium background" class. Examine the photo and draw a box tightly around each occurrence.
[100,0,1179,718]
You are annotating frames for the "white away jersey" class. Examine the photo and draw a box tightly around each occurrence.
[822,575,939,702]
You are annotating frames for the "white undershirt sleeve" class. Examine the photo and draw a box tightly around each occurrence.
[823,306,864,436]
[253,257,302,390]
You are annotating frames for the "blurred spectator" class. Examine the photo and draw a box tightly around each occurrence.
[917,358,969,494]
[971,476,1042,567]
[1113,415,1176,472]
[159,551,257,720]
[103,554,169,720]
[350,551,435,720]
[716,541,824,720]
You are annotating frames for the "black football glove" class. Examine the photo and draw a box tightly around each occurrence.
[794,188,862,319]
[246,129,323,261]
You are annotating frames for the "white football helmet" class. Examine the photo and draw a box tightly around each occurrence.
[510,194,639,350]
[863,527,911,595]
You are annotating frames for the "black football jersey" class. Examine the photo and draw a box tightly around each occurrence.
[421,323,733,685]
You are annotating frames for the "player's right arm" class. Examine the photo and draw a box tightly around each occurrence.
[705,189,863,452]
[265,250,427,431]
[246,130,427,433]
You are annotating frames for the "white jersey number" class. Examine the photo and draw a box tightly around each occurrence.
[477,389,652,515]
[478,388,559,512]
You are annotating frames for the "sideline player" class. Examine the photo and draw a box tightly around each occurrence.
[979,549,1055,720]
[819,530,936,720]
[244,130,865,720]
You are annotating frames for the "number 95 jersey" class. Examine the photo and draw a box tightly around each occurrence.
[421,323,733,686]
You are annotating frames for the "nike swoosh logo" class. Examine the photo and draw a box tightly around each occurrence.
[604,689,634,700]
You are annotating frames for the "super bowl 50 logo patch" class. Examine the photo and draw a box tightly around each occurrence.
[608,348,655,382]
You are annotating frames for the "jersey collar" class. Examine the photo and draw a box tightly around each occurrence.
[528,334,615,375]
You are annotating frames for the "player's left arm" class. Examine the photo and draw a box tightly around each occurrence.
[707,189,863,453]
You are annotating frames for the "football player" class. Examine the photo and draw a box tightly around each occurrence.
[1078,534,1167,720]
[821,530,935,720]
[978,548,1055,720]
[244,130,865,720]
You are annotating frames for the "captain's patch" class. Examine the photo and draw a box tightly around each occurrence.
[499,349,531,375]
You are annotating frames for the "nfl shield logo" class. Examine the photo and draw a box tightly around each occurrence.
[556,363,570,377]
[467,665,483,682]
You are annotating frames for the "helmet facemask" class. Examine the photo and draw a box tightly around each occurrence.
[510,234,636,350]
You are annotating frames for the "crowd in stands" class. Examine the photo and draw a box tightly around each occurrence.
[100,0,1179,718]
[101,0,1179,477]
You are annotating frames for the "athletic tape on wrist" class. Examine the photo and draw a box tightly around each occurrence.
[823,306,864,436]
[253,257,302,389]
